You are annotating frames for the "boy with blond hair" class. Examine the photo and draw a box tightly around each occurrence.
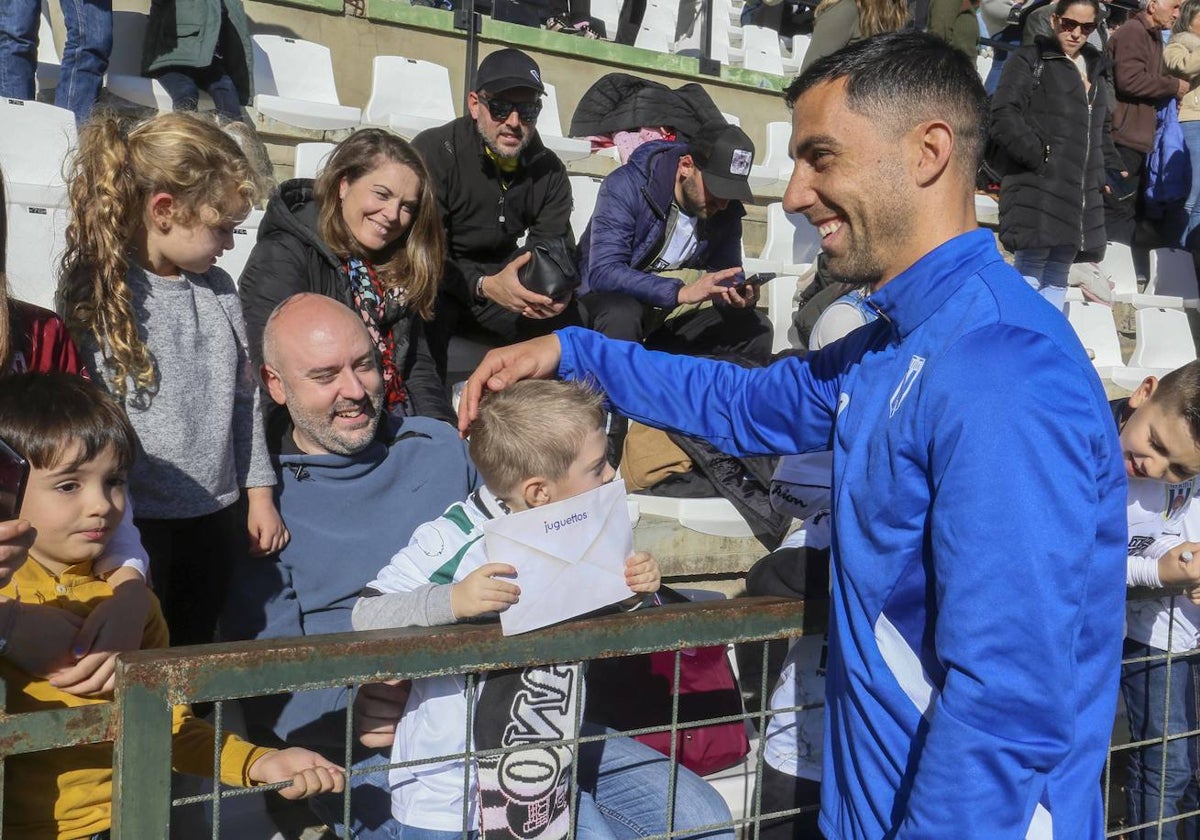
[352,379,733,840]
[0,372,344,840]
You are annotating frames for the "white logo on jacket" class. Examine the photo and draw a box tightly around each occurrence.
[889,356,926,417]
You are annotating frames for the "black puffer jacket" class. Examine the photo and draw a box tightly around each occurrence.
[238,179,453,422]
[412,117,574,320]
[991,38,1123,256]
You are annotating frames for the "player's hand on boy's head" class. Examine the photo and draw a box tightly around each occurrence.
[246,487,290,557]
[51,569,151,696]
[1157,541,1200,586]
[451,562,520,619]
[249,747,345,800]
[624,551,660,594]
[355,679,411,748]
[457,335,564,436]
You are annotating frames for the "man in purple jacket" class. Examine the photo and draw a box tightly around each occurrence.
[578,121,773,360]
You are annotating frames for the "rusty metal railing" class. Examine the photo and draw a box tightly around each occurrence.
[2,591,1199,838]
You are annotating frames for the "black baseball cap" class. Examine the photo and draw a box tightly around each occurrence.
[689,122,756,202]
[474,49,545,95]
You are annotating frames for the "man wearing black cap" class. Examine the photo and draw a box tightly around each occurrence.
[577,121,772,359]
[413,48,581,370]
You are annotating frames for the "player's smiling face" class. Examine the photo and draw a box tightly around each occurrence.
[782,78,914,289]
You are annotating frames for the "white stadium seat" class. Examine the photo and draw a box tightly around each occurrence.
[362,56,455,139]
[568,175,603,239]
[0,97,76,196]
[36,0,60,94]
[539,83,591,163]
[1112,307,1198,390]
[292,142,336,180]
[1064,300,1125,381]
[252,35,361,130]
[214,208,264,287]
[748,121,793,191]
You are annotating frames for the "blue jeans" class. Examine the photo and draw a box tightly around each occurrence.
[1182,121,1200,250]
[0,0,111,124]
[1013,245,1075,313]
[156,63,245,123]
[387,791,613,840]
[1122,640,1200,840]
[577,724,734,840]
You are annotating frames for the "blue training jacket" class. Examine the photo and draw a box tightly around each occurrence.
[557,229,1126,839]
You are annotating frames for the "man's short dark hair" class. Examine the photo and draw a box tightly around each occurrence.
[784,31,988,180]
[0,372,137,471]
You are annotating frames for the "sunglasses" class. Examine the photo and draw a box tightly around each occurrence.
[478,94,542,123]
[1056,16,1098,35]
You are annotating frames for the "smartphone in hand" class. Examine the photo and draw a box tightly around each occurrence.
[0,438,30,521]
[731,272,777,287]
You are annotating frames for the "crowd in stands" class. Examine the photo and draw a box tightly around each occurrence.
[2,1,1200,839]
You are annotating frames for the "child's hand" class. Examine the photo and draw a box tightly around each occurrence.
[355,679,410,748]
[51,567,150,696]
[246,487,289,557]
[450,562,520,619]
[248,747,345,800]
[624,551,661,594]
[1158,542,1200,586]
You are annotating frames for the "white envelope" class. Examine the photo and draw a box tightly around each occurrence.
[484,479,635,636]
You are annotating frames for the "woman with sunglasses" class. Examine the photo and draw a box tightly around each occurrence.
[239,129,454,422]
[990,0,1121,312]
[1165,0,1200,247]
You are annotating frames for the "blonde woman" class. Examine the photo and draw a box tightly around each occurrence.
[238,129,451,422]
[800,0,909,70]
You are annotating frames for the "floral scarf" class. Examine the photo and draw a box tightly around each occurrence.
[345,258,408,411]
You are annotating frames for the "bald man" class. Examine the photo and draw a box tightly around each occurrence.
[223,294,478,837]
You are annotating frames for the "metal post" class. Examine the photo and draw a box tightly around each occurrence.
[456,0,487,113]
[699,0,719,76]
[112,670,174,839]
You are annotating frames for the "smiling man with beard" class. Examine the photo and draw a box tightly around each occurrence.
[413,49,582,368]
[222,293,477,838]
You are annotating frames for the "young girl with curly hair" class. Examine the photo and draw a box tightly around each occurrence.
[57,111,284,647]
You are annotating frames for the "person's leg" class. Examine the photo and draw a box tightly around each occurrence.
[751,762,822,840]
[203,69,246,123]
[155,69,202,112]
[650,305,774,362]
[1035,244,1076,313]
[53,0,112,124]
[580,292,652,343]
[1012,247,1051,294]
[1122,639,1198,839]
[0,0,40,101]
[577,723,734,840]
[156,504,241,648]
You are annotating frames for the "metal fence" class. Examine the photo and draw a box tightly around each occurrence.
[0,593,1197,838]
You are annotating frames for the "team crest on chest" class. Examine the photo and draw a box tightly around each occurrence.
[1165,479,1195,522]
